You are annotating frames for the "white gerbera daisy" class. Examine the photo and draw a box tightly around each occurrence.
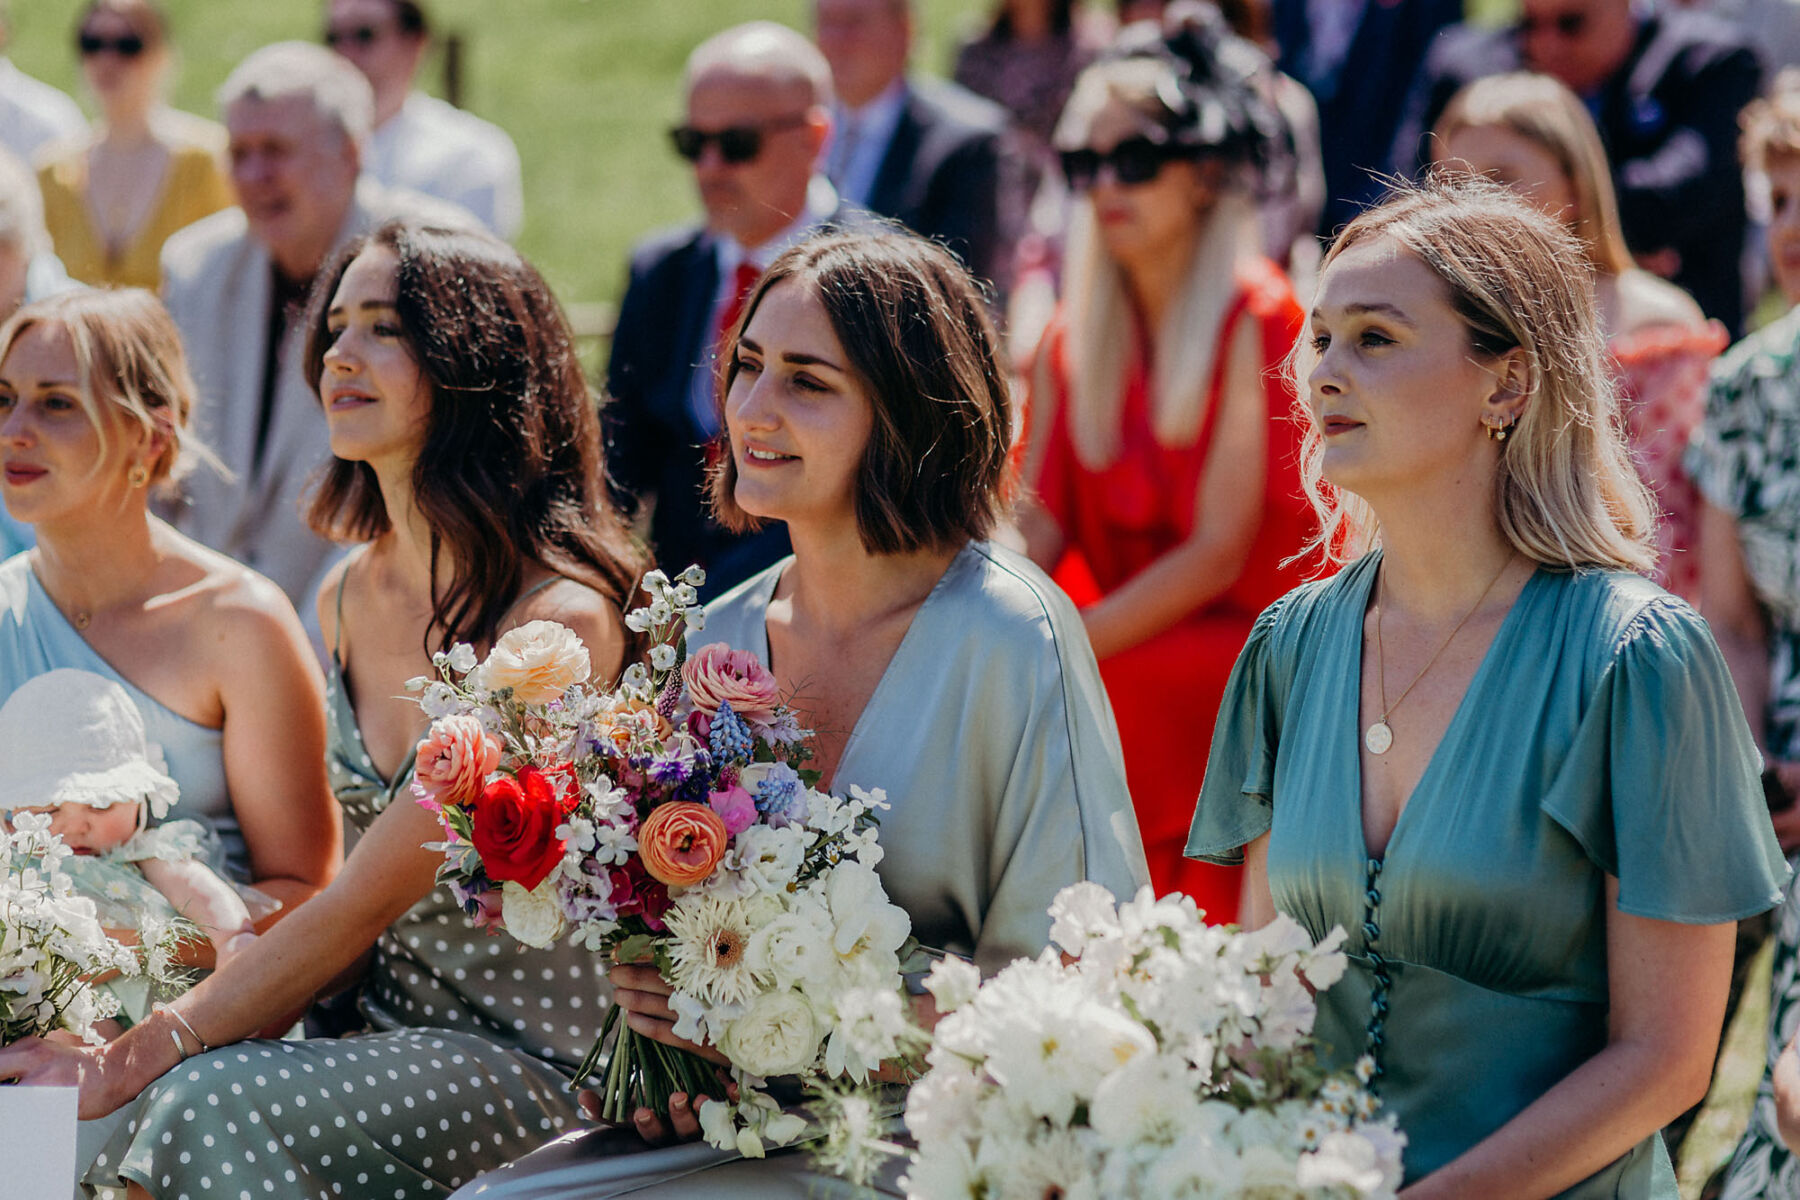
[664,893,779,1007]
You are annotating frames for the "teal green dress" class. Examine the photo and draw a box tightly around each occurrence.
[1188,552,1789,1195]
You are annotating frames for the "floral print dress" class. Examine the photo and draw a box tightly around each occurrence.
[1690,307,1800,1200]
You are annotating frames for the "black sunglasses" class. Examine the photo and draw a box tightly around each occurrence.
[77,32,145,57]
[324,23,390,49]
[669,114,809,165]
[1059,138,1195,190]
[1520,10,1588,38]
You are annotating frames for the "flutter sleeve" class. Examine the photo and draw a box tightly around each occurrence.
[1538,597,1790,923]
[1185,596,1291,866]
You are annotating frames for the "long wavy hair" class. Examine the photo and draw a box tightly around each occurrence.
[1294,177,1657,573]
[302,221,647,656]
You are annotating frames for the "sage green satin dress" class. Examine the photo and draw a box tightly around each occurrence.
[1187,552,1789,1196]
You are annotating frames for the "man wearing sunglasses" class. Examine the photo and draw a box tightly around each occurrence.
[323,0,522,239]
[0,1,85,165]
[813,0,1007,287]
[605,21,865,600]
[1392,0,1759,336]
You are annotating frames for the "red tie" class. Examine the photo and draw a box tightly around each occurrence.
[716,260,762,347]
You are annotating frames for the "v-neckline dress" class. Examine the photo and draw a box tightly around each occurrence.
[1188,552,1788,1195]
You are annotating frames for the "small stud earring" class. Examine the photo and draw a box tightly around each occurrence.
[127,463,150,488]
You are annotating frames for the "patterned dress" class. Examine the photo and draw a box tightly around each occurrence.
[85,584,608,1199]
[1694,308,1800,1200]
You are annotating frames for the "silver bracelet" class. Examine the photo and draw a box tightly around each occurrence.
[168,1027,191,1062]
[164,1005,210,1055]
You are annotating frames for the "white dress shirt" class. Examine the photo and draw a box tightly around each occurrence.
[825,80,907,208]
[366,92,524,239]
[0,58,84,166]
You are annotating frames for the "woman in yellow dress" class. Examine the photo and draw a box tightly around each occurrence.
[36,0,233,290]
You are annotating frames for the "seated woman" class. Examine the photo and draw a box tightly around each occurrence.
[1431,71,1724,601]
[37,0,233,290]
[1703,85,1800,1200]
[1019,30,1313,917]
[458,229,1150,1197]
[0,222,647,1200]
[1188,178,1787,1196]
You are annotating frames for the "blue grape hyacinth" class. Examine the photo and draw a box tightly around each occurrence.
[708,701,755,763]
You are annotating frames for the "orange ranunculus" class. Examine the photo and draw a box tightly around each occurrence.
[637,801,729,887]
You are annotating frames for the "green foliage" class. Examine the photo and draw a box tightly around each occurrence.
[8,0,984,313]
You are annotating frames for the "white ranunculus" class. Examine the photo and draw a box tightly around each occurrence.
[744,900,837,990]
[903,1064,985,1147]
[900,1136,982,1200]
[500,879,566,949]
[717,989,820,1078]
[1046,881,1121,956]
[1086,1051,1204,1149]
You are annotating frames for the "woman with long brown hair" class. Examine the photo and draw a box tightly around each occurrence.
[0,222,649,1200]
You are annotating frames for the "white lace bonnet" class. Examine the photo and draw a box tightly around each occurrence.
[0,668,180,819]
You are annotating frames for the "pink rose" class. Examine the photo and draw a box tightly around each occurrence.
[412,716,503,811]
[682,644,779,729]
[707,783,757,836]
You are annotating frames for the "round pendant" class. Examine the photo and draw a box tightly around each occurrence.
[1364,721,1393,756]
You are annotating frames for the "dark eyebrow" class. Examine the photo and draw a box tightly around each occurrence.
[325,300,400,318]
[1311,301,1418,328]
[735,337,845,373]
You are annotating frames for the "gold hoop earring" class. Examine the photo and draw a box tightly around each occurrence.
[127,464,150,488]
[1484,416,1516,443]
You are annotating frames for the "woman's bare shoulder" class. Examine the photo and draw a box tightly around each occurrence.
[155,525,316,651]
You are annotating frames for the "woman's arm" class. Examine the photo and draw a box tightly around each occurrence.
[1079,316,1269,660]
[1238,832,1276,931]
[213,576,342,924]
[1776,1031,1800,1152]
[1401,879,1733,1199]
[1695,503,1800,848]
[0,795,445,1118]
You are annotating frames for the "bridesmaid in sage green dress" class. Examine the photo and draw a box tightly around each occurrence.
[1,222,649,1200]
[1187,180,1788,1198]
[457,230,1149,1198]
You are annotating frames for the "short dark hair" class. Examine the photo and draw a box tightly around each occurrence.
[388,0,427,37]
[303,221,646,653]
[706,229,1013,554]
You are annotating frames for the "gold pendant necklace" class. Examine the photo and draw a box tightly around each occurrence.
[1365,554,1515,757]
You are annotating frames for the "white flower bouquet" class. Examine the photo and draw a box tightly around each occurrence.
[1,812,185,1046]
[821,882,1405,1198]
[410,567,919,1156]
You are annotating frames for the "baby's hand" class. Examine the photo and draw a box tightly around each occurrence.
[215,929,258,969]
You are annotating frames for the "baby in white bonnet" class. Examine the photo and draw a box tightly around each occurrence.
[1,668,261,1035]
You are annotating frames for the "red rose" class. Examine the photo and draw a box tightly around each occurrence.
[470,767,567,890]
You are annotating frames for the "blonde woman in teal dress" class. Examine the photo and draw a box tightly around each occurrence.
[0,223,649,1200]
[1187,179,1789,1197]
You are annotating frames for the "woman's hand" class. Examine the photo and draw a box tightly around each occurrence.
[0,1014,177,1120]
[577,1080,741,1146]
[608,961,730,1068]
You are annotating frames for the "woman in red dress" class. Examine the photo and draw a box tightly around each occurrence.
[1020,26,1312,917]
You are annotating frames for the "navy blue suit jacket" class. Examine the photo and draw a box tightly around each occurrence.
[863,78,1008,286]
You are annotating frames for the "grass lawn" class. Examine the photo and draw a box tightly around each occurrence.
[7,0,983,315]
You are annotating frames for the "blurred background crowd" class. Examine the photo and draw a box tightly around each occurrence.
[5,0,1800,1195]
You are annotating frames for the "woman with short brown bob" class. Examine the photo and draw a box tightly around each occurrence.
[464,229,1149,1193]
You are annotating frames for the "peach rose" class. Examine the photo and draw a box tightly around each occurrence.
[471,620,591,704]
[412,715,502,810]
[682,644,779,726]
[637,801,729,887]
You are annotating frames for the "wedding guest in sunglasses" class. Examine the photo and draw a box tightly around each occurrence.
[323,0,523,240]
[1391,0,1760,335]
[1016,27,1312,918]
[36,0,232,290]
[0,0,84,164]
[606,20,870,599]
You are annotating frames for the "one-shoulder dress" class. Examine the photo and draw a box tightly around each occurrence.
[455,540,1151,1197]
[88,575,608,1199]
[1187,552,1789,1195]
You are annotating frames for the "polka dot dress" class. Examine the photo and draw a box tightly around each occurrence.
[83,658,609,1199]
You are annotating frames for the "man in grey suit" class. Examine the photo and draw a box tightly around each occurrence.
[159,42,466,615]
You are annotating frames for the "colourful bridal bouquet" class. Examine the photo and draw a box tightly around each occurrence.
[1,812,187,1046]
[818,883,1404,1198]
[410,567,917,1156]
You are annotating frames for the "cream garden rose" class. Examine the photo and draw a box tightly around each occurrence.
[470,620,591,704]
[718,988,821,1078]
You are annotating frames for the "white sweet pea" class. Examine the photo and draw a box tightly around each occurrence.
[650,643,677,671]
[447,643,479,674]
[829,986,910,1080]
[419,682,461,719]
[923,956,980,1013]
